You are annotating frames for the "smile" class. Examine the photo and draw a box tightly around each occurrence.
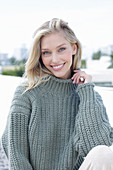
[51,63,65,71]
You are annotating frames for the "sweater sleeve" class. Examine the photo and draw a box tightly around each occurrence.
[2,85,33,170]
[74,83,113,157]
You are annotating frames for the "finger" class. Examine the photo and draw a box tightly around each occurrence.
[72,76,77,84]
[72,73,79,83]
[77,76,81,84]
[71,73,77,80]
[73,70,80,73]
[73,74,80,84]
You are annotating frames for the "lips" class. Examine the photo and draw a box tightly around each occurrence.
[51,63,65,71]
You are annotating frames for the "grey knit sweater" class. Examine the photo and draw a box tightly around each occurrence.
[2,75,113,170]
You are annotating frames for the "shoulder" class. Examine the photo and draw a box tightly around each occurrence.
[14,80,43,103]
[12,82,34,107]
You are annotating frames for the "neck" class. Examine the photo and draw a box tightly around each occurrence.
[37,74,77,95]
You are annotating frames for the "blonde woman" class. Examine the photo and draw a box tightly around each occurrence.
[1,18,113,170]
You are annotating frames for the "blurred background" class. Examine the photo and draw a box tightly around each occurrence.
[0,0,113,86]
[0,0,113,167]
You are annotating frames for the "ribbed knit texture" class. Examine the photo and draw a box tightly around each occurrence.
[2,75,113,170]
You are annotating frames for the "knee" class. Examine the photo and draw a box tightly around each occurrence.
[79,145,113,170]
[88,145,113,163]
[90,145,112,155]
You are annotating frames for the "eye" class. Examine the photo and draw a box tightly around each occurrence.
[59,48,66,52]
[42,51,50,55]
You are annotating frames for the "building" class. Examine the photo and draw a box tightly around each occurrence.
[100,44,113,55]
[0,53,9,65]
[13,44,28,60]
[20,44,28,60]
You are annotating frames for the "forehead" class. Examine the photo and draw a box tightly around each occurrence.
[41,31,69,48]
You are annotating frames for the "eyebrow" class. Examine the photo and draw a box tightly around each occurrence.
[41,43,67,51]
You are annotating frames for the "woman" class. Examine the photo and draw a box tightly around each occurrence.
[1,18,113,170]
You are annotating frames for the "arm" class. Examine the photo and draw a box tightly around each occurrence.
[2,86,33,170]
[74,83,113,157]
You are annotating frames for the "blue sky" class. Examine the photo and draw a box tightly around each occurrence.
[0,0,113,56]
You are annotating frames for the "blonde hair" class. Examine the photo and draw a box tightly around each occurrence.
[24,18,82,91]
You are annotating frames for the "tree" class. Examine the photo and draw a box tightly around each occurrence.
[81,59,86,68]
[92,50,102,60]
[2,66,25,77]
[108,52,113,68]
[110,52,113,61]
[9,57,17,65]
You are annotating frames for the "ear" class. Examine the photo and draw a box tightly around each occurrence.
[72,44,77,55]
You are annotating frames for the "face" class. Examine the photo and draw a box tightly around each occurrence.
[41,31,77,79]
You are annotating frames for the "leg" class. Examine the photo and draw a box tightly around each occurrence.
[79,145,113,170]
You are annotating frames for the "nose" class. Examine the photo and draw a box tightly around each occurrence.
[51,53,58,63]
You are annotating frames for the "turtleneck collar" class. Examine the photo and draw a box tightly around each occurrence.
[37,74,77,95]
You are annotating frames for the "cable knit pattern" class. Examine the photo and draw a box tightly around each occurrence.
[2,75,113,170]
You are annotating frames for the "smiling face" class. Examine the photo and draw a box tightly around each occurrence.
[41,31,77,79]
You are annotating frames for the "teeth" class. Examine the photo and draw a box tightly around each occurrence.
[52,64,63,69]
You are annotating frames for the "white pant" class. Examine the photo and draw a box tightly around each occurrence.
[1,141,113,170]
[79,145,113,170]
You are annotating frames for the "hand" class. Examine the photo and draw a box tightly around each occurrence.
[71,70,92,85]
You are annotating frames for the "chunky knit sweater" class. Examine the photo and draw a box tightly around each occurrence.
[2,75,113,170]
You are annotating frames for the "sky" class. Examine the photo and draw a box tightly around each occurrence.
[0,0,113,57]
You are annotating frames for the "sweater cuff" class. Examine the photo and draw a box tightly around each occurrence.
[76,83,95,101]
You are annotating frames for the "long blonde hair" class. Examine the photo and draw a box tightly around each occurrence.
[24,18,82,91]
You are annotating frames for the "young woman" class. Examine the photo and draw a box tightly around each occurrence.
[1,18,113,170]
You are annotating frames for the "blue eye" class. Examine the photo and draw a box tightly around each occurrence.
[59,48,66,52]
[42,51,50,55]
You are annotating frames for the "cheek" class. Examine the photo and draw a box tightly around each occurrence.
[41,57,50,67]
[64,51,73,63]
